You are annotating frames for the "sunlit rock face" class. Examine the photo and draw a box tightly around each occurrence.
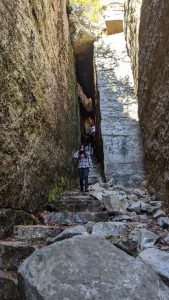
[69,7,96,56]
[0,0,80,212]
[94,33,145,186]
[125,0,169,206]
[103,1,124,35]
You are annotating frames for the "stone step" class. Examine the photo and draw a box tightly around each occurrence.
[13,225,61,242]
[59,195,93,201]
[42,211,109,226]
[48,197,102,212]
[47,203,102,213]
[0,271,20,300]
[0,241,35,272]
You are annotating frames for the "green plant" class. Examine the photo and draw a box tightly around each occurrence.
[48,176,78,202]
[70,0,102,23]
[48,177,66,202]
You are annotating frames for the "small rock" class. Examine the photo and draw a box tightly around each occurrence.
[102,192,127,214]
[138,214,148,223]
[112,215,133,222]
[113,184,124,191]
[139,248,169,285]
[130,211,138,222]
[140,202,148,212]
[129,228,139,244]
[146,205,159,215]
[88,182,103,192]
[128,202,141,214]
[149,201,162,207]
[85,221,95,234]
[107,178,114,187]
[138,229,159,251]
[157,217,169,229]
[136,223,147,229]
[92,222,127,237]
[132,188,147,198]
[47,225,88,245]
[140,202,159,215]
[127,194,138,202]
[151,195,159,201]
[141,180,148,188]
[89,191,103,201]
[164,234,169,244]
[142,196,152,203]
[108,234,138,256]
[153,210,166,219]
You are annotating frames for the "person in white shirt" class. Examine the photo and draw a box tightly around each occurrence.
[73,145,92,192]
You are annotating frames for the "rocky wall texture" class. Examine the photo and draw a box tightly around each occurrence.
[124,0,169,207]
[0,0,80,212]
[124,0,142,92]
[94,34,145,186]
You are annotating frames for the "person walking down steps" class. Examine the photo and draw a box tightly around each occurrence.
[73,145,92,192]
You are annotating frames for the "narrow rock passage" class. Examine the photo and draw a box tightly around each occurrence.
[94,33,145,186]
[88,155,105,185]
[1,22,169,300]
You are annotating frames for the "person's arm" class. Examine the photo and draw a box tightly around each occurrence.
[73,151,79,159]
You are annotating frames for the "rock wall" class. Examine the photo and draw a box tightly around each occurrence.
[94,33,145,186]
[0,0,80,212]
[124,0,169,206]
[124,0,142,92]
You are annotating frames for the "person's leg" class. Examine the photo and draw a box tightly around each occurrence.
[84,168,89,192]
[78,168,84,192]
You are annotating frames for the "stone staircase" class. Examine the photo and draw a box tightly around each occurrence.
[42,194,109,226]
[88,156,105,185]
[0,188,109,300]
[1,182,169,298]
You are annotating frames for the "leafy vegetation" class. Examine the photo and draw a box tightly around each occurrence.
[48,176,77,202]
[70,0,102,23]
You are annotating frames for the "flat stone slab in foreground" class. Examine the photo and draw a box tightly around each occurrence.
[18,236,169,300]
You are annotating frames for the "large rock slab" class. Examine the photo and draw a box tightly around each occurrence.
[13,225,60,242]
[92,222,128,237]
[42,211,109,226]
[0,0,80,212]
[0,241,35,272]
[139,248,169,285]
[124,0,169,206]
[94,33,145,186]
[18,236,169,299]
[48,196,102,212]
